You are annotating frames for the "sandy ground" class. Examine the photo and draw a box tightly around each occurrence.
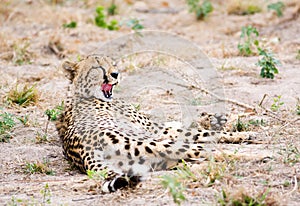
[0,0,299,205]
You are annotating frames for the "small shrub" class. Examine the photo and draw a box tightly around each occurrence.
[63,21,77,28]
[237,25,280,78]
[257,48,281,79]
[0,111,16,142]
[267,1,285,17]
[7,84,38,107]
[186,0,213,20]
[238,25,259,56]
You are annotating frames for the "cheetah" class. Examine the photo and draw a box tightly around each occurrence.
[56,54,253,193]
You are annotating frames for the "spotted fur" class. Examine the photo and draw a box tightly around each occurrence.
[56,55,252,192]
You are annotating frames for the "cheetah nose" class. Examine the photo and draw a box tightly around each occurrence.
[110,72,119,79]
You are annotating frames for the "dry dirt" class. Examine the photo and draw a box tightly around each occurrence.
[0,0,300,205]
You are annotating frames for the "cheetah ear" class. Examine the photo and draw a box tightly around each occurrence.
[62,61,76,81]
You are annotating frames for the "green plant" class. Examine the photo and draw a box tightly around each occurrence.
[12,40,33,65]
[270,95,284,112]
[87,169,109,180]
[132,103,141,111]
[296,100,300,115]
[16,115,29,126]
[45,101,64,134]
[41,183,51,205]
[25,160,54,175]
[237,26,280,78]
[175,160,197,181]
[267,1,285,17]
[233,117,248,132]
[95,6,107,28]
[7,84,38,106]
[45,102,64,121]
[107,19,119,30]
[227,1,262,15]
[35,132,49,143]
[201,156,227,186]
[278,144,300,165]
[9,183,52,205]
[125,18,144,32]
[63,21,77,28]
[186,0,213,20]
[296,50,300,60]
[238,25,259,56]
[160,160,195,205]
[248,119,266,127]
[257,48,281,79]
[95,6,119,30]
[0,111,16,142]
[107,1,117,15]
[218,188,270,206]
[244,5,262,15]
[161,174,186,205]
[233,118,266,132]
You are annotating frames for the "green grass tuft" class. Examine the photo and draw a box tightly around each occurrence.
[0,111,16,142]
[7,84,39,107]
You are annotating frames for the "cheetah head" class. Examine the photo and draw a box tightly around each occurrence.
[62,55,119,102]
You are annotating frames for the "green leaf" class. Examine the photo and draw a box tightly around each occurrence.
[63,21,77,28]
[107,3,117,16]
[107,19,119,30]
[268,1,285,17]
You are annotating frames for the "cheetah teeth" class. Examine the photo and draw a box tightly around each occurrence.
[102,84,113,98]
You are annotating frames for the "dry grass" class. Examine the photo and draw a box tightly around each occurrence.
[218,187,280,206]
[226,0,264,15]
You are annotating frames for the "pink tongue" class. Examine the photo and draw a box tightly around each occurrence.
[101,84,113,92]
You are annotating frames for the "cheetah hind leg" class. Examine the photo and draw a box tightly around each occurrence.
[102,175,141,193]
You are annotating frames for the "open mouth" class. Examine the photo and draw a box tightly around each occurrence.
[101,83,114,99]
